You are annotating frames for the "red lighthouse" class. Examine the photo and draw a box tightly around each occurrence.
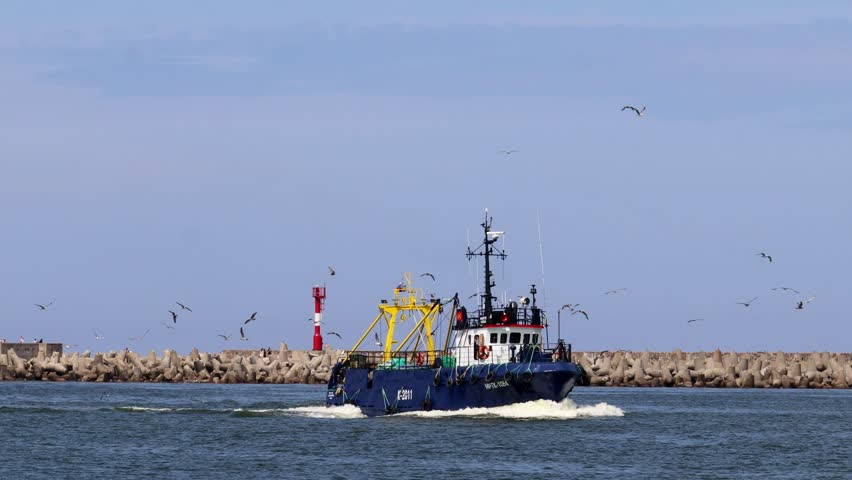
[312,285,326,351]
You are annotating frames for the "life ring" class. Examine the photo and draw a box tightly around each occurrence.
[414,352,425,367]
[478,345,490,360]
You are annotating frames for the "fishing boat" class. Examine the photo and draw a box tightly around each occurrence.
[326,212,586,416]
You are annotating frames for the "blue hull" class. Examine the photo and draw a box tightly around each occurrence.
[326,361,585,417]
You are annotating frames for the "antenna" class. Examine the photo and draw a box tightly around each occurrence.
[466,209,507,319]
[537,208,547,309]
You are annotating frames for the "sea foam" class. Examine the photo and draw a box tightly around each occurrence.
[398,398,624,420]
[285,404,367,419]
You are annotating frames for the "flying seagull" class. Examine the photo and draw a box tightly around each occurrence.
[498,150,518,155]
[420,272,436,281]
[571,309,590,320]
[756,252,773,263]
[592,350,610,364]
[736,297,758,307]
[160,322,176,330]
[176,302,192,312]
[772,287,800,294]
[129,329,150,341]
[34,301,54,310]
[374,332,383,347]
[560,304,578,312]
[239,327,248,341]
[93,331,104,340]
[218,334,231,341]
[326,331,342,339]
[168,310,178,323]
[604,288,627,295]
[621,105,646,116]
[467,293,479,300]
[244,312,257,325]
[795,296,816,310]
[687,318,704,323]
[328,266,336,276]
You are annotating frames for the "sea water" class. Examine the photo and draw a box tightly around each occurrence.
[0,383,849,479]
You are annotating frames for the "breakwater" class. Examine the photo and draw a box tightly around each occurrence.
[0,344,342,384]
[1,346,850,388]
[577,350,852,389]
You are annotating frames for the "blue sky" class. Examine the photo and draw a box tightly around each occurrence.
[1,2,850,353]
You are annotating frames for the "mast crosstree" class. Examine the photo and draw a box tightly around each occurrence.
[466,209,507,319]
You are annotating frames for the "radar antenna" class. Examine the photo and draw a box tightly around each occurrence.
[466,209,507,319]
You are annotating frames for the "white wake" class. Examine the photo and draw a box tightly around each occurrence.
[398,398,624,420]
[285,404,367,419]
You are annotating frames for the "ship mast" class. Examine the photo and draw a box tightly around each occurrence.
[466,210,506,319]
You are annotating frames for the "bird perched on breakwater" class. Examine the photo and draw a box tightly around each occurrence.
[736,297,758,307]
[244,312,257,325]
[176,302,192,312]
[169,310,178,323]
[795,297,816,310]
[328,266,336,276]
[621,105,646,116]
[772,287,799,294]
[604,288,627,295]
[420,272,436,281]
[239,328,248,341]
[218,334,231,341]
[756,252,773,263]
[34,301,54,310]
[327,331,342,339]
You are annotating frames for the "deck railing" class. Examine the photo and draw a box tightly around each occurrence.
[346,342,572,371]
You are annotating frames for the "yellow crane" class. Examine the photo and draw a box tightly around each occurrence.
[346,273,442,365]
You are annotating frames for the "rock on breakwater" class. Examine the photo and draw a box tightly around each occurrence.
[0,343,343,384]
[576,350,852,389]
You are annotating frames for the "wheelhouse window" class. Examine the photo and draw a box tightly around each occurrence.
[522,333,530,344]
[509,332,521,344]
[532,334,539,345]
[490,333,498,343]
[499,333,508,344]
